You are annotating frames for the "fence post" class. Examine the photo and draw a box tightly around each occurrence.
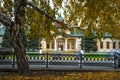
[80,53,82,69]
[114,53,117,69]
[46,52,48,68]
[12,52,15,68]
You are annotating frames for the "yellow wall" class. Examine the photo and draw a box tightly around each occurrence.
[41,37,120,52]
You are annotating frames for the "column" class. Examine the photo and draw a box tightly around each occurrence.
[65,38,67,51]
[54,38,57,51]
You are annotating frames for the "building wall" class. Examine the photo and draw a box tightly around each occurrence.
[41,36,82,52]
[41,37,120,52]
[97,38,120,52]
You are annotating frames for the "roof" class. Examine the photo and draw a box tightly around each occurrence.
[69,31,112,38]
[69,33,84,37]
[104,33,112,38]
[55,14,64,28]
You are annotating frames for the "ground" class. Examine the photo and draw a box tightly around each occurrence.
[0,70,120,80]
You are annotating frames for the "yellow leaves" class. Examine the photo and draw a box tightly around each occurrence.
[1,0,120,40]
[3,0,12,8]
[3,0,11,4]
[55,0,62,7]
[0,71,120,80]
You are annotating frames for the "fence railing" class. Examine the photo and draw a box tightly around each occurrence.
[0,52,118,69]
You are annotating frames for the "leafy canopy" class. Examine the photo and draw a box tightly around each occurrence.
[0,0,120,39]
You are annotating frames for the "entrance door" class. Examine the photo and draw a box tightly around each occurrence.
[57,38,64,51]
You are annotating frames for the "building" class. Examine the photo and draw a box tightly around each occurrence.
[41,16,120,53]
[41,31,120,53]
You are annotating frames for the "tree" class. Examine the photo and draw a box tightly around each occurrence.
[27,38,40,51]
[0,0,120,73]
[21,28,27,49]
[1,27,27,48]
[0,0,66,73]
[81,38,98,53]
[1,29,12,48]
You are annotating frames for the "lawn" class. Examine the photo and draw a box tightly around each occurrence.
[84,53,108,58]
[27,53,109,59]
[3,52,109,59]
[0,71,120,80]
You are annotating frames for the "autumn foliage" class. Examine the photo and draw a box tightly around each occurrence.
[0,71,120,80]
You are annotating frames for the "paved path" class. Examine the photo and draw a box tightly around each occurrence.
[0,64,120,71]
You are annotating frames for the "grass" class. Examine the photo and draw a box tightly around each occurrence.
[27,53,108,58]
[84,53,108,58]
[3,52,109,59]
[0,71,120,80]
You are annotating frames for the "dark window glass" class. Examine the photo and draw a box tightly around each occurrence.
[100,41,103,49]
[47,42,50,49]
[72,41,75,49]
[113,42,116,49]
[119,41,120,48]
[106,42,109,49]
[67,44,69,49]
[52,41,54,49]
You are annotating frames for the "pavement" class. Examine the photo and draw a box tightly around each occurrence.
[0,64,120,72]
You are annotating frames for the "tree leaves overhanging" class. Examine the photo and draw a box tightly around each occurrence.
[0,0,120,39]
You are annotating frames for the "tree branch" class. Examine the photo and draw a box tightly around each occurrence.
[26,2,86,30]
[0,13,14,31]
[26,2,67,25]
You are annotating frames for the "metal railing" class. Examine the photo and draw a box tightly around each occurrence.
[0,52,118,69]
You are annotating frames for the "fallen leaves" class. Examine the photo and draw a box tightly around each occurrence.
[0,71,120,80]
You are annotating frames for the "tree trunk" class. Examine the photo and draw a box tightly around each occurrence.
[12,0,29,74]
[12,28,29,73]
